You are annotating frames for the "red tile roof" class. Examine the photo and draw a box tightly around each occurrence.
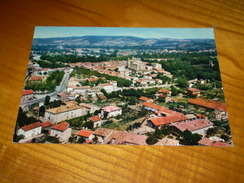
[22,90,34,96]
[172,119,214,132]
[150,114,187,126]
[188,88,200,92]
[89,116,102,122]
[77,130,93,137]
[139,96,150,101]
[198,138,214,146]
[93,128,112,137]
[198,138,232,147]
[102,106,121,112]
[212,142,231,147]
[88,78,98,82]
[188,98,227,111]
[196,114,207,118]
[51,122,69,132]
[30,76,42,81]
[158,89,170,93]
[21,122,41,131]
[41,121,54,128]
[106,131,147,145]
[142,102,163,111]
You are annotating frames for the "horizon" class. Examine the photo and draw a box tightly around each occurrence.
[33,27,215,39]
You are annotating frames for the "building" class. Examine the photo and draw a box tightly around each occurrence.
[188,98,228,120]
[79,103,100,114]
[17,122,42,139]
[29,76,42,82]
[105,130,148,145]
[89,116,104,128]
[158,89,171,97]
[139,96,153,104]
[40,121,54,132]
[127,57,146,71]
[155,138,180,146]
[45,105,86,123]
[72,86,91,94]
[101,106,122,118]
[148,113,187,129]
[93,128,113,144]
[21,90,34,102]
[187,88,200,96]
[50,122,71,142]
[198,138,231,147]
[171,119,214,136]
[77,130,94,141]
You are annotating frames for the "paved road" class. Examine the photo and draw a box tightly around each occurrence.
[20,72,70,108]
[122,84,174,90]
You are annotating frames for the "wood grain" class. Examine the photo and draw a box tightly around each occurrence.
[0,0,243,182]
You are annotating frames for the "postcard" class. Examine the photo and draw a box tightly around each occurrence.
[13,27,232,146]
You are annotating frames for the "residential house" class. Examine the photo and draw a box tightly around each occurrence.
[45,104,87,123]
[89,116,104,128]
[188,98,228,120]
[155,138,180,146]
[198,138,231,147]
[21,90,34,102]
[105,130,148,145]
[73,86,91,95]
[188,88,200,97]
[171,119,214,136]
[41,121,54,132]
[93,128,113,144]
[29,76,42,83]
[101,106,122,118]
[77,130,94,141]
[139,96,153,104]
[158,89,171,97]
[50,122,71,142]
[79,103,100,114]
[17,122,42,139]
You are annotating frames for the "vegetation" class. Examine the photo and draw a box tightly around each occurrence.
[25,70,65,92]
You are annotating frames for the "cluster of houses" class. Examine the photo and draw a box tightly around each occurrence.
[68,57,172,87]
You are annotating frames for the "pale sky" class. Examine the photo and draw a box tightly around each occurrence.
[33,26,215,39]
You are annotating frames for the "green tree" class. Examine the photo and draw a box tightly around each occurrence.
[44,95,50,105]
[39,106,45,117]
[176,78,188,88]
[77,137,86,144]
[146,134,158,145]
[180,130,202,145]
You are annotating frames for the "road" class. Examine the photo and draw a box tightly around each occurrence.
[122,83,174,90]
[20,72,70,108]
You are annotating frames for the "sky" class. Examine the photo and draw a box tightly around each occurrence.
[33,26,215,39]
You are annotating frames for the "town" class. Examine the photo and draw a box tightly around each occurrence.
[13,35,232,146]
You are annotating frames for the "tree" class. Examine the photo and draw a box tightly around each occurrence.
[176,78,188,88]
[39,106,45,117]
[44,95,50,105]
[77,137,86,144]
[83,121,94,129]
[180,130,202,145]
[146,134,158,145]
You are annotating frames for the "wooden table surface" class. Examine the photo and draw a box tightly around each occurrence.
[0,0,243,182]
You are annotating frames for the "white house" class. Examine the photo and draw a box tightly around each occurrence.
[45,104,87,123]
[101,106,122,118]
[77,130,94,141]
[73,86,91,95]
[89,116,105,128]
[17,122,42,139]
[50,122,71,142]
[21,90,34,102]
[79,103,100,114]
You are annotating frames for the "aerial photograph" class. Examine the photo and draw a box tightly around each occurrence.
[13,27,232,146]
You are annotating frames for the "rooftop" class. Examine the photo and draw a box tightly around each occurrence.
[102,106,121,112]
[93,128,112,137]
[171,119,214,132]
[188,98,227,111]
[41,121,54,128]
[30,76,42,81]
[22,90,34,96]
[89,116,102,122]
[21,122,41,131]
[188,88,200,92]
[77,130,93,137]
[46,105,81,114]
[51,122,69,132]
[150,114,187,126]
[139,96,151,101]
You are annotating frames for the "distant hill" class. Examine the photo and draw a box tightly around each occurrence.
[32,36,215,50]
